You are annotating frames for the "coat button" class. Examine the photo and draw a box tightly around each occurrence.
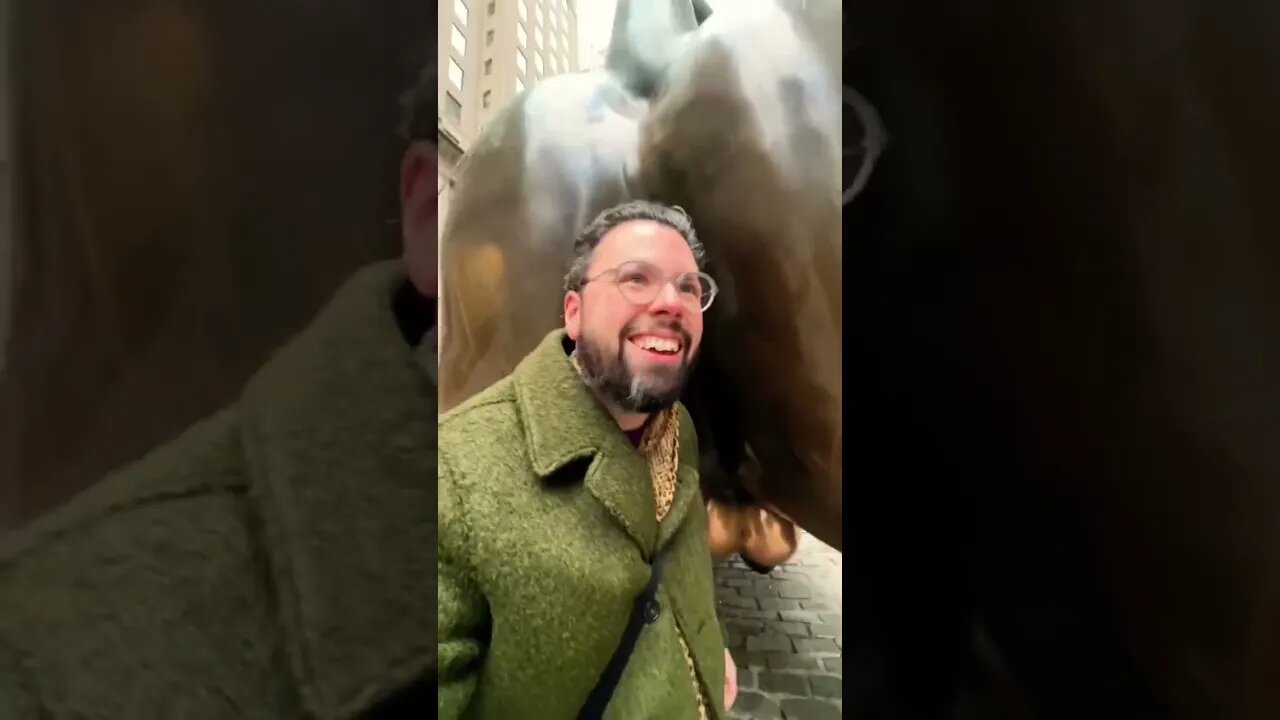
[643,598,661,625]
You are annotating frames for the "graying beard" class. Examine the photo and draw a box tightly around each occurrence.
[575,346,678,413]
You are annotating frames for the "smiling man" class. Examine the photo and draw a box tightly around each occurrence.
[438,200,736,719]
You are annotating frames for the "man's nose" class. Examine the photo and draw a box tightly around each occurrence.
[648,281,687,315]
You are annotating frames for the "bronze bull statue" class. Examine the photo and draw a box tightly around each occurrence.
[438,0,849,566]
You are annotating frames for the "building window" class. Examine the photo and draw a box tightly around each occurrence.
[484,58,493,75]
[516,23,527,47]
[445,93,462,122]
[516,49,527,75]
[453,0,468,25]
[516,77,525,93]
[448,58,465,90]
[488,1,495,15]
[486,29,494,45]
[483,90,492,108]
[518,0,528,22]
[534,52,544,76]
[535,3,543,26]
[451,24,467,56]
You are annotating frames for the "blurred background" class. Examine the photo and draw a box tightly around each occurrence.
[0,0,431,531]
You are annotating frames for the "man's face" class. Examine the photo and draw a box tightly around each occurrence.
[564,219,705,413]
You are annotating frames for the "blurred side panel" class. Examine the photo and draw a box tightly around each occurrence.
[0,0,431,532]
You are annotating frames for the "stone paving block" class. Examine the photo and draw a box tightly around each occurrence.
[773,621,809,637]
[822,658,842,674]
[793,637,840,654]
[747,633,793,653]
[778,610,822,624]
[726,608,781,621]
[738,584,776,599]
[743,650,771,668]
[775,582,811,600]
[718,595,759,611]
[754,584,783,598]
[730,691,782,720]
[818,613,841,626]
[800,600,835,611]
[759,671,809,696]
[736,667,757,691]
[780,698,842,720]
[808,623,839,639]
[764,652,822,671]
[725,619,765,636]
[809,675,842,699]
[758,598,801,611]
[725,577,753,588]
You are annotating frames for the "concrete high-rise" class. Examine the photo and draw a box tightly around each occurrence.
[436,0,581,231]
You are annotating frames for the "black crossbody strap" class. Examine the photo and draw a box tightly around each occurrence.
[577,547,674,720]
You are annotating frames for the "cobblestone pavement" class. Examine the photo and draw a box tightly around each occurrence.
[716,532,843,719]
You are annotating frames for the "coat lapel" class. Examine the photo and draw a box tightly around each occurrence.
[239,261,437,720]
[513,331,658,556]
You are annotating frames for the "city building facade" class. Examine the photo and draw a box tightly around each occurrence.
[436,0,581,234]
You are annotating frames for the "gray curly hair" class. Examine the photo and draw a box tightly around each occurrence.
[563,200,706,292]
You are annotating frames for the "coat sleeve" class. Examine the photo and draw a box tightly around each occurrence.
[436,449,489,719]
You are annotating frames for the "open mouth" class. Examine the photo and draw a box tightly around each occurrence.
[627,333,684,361]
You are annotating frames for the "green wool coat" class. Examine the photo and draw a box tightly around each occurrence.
[438,329,727,720]
[0,262,439,719]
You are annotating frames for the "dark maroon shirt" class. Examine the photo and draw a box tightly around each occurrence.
[624,417,653,448]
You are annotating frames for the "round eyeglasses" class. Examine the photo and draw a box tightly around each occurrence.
[583,260,719,312]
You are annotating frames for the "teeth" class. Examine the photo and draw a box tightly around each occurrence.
[634,335,680,353]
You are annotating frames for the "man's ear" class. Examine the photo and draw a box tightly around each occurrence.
[401,139,439,297]
[564,290,582,341]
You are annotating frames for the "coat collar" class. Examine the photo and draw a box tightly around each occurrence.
[238,261,437,720]
[512,330,700,558]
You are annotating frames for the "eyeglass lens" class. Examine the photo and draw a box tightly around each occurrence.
[613,261,717,310]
